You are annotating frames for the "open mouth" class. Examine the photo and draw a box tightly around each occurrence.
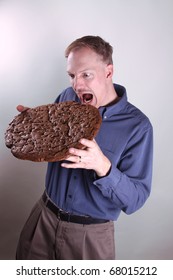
[82,93,93,104]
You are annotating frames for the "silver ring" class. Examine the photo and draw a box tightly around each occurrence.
[79,156,81,163]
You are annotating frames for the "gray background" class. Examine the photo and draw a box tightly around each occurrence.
[0,0,172,259]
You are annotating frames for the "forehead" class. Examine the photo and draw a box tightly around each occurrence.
[66,47,104,72]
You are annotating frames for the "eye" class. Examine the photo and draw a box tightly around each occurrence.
[68,73,75,79]
[83,72,93,79]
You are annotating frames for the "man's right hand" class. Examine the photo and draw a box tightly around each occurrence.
[16,105,29,112]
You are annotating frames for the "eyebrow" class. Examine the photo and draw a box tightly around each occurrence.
[67,69,93,74]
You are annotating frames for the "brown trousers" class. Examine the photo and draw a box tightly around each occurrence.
[16,197,115,260]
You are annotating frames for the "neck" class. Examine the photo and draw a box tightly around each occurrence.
[103,83,119,107]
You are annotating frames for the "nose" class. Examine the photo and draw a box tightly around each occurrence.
[73,76,84,92]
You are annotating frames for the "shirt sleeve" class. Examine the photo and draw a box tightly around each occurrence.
[54,87,78,103]
[93,124,153,214]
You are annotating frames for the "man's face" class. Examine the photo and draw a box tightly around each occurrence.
[66,47,113,108]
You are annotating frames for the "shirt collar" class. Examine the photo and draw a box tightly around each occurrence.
[99,83,127,118]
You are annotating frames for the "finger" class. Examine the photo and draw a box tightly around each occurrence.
[65,155,80,163]
[16,105,29,112]
[79,138,96,148]
[68,147,87,158]
[61,160,82,169]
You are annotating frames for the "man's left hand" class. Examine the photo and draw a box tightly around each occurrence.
[61,138,111,177]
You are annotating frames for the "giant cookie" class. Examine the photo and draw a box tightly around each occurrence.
[5,101,102,162]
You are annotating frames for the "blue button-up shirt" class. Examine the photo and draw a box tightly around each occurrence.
[45,84,153,221]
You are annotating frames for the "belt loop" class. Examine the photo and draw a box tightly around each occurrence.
[67,213,71,222]
[42,191,49,206]
[42,191,109,224]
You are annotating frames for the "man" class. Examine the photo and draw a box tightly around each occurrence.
[16,35,153,260]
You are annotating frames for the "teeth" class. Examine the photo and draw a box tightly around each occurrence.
[83,93,93,103]
[85,99,91,103]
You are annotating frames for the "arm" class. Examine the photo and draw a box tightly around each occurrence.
[62,125,153,215]
[94,126,153,214]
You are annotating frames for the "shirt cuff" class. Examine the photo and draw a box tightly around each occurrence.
[93,164,121,190]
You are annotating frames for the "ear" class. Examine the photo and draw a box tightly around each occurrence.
[106,64,114,79]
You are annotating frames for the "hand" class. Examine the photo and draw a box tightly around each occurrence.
[16,105,29,112]
[61,138,111,177]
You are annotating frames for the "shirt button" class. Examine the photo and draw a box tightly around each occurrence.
[74,175,77,179]
[68,194,72,199]
[104,115,107,119]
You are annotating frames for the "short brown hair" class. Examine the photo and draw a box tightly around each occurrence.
[65,35,113,65]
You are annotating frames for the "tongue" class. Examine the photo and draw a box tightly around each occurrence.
[83,94,93,103]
